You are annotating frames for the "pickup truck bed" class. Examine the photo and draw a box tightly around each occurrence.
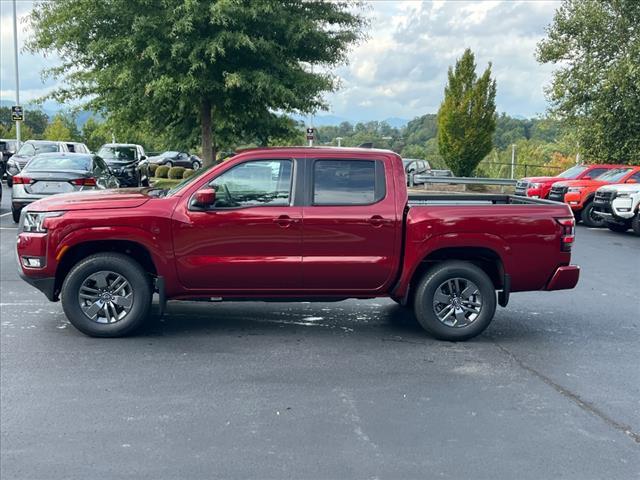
[16,147,579,340]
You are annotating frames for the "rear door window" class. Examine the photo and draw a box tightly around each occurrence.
[312,160,385,205]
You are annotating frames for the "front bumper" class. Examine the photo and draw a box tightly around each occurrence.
[545,265,580,291]
[18,269,57,301]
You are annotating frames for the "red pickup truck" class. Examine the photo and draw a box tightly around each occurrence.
[16,147,580,341]
[515,164,626,199]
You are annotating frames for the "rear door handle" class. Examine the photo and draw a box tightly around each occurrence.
[273,215,299,228]
[368,215,391,227]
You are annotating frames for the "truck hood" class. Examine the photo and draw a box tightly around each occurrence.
[521,176,563,184]
[597,183,640,194]
[25,188,152,212]
[553,179,610,188]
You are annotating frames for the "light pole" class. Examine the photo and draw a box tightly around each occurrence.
[335,137,342,147]
[12,0,21,148]
[510,144,516,179]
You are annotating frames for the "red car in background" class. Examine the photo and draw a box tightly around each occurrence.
[515,164,627,199]
[548,166,640,227]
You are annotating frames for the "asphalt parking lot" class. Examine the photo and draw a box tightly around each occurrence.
[1,182,639,479]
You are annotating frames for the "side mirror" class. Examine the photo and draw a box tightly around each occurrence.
[193,188,216,207]
[140,155,147,161]
[627,179,637,184]
[583,175,592,180]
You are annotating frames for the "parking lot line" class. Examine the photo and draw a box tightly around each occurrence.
[0,211,12,217]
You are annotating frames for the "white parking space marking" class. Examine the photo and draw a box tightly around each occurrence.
[0,211,12,217]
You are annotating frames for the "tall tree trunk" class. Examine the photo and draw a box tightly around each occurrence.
[200,98,214,167]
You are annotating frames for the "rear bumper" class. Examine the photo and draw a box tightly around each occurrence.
[545,265,580,291]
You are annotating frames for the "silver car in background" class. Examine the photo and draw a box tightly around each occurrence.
[10,152,119,222]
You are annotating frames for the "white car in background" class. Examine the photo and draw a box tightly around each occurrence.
[593,183,640,235]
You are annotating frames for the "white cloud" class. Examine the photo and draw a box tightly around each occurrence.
[1,0,561,121]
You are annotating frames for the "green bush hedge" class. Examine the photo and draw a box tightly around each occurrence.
[182,168,195,179]
[168,166,186,179]
[149,164,159,176]
[155,165,170,178]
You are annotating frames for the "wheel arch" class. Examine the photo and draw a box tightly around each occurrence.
[54,239,158,300]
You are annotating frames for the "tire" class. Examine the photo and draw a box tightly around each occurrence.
[413,261,496,341]
[61,253,152,337]
[7,176,13,188]
[11,205,21,223]
[581,201,606,227]
[191,160,201,170]
[632,212,640,236]
[606,222,629,233]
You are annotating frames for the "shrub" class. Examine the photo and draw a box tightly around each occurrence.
[168,166,186,179]
[155,165,170,178]
[149,164,159,176]
[182,168,195,179]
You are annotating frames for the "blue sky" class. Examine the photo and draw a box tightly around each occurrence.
[1,0,560,122]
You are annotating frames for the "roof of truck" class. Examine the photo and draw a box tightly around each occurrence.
[235,146,399,156]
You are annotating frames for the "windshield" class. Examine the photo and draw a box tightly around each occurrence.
[25,155,92,172]
[160,151,179,158]
[595,168,633,183]
[558,165,588,179]
[97,146,136,161]
[165,163,214,196]
[19,143,59,155]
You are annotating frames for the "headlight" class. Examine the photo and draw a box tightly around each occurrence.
[568,187,584,193]
[21,211,65,233]
[7,159,19,172]
[529,183,541,189]
[615,192,630,198]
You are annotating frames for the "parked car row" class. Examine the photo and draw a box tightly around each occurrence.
[517,164,640,234]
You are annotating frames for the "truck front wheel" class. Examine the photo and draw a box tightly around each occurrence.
[61,253,152,337]
[581,201,606,227]
[632,212,640,236]
[413,261,496,341]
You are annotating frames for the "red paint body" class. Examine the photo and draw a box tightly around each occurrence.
[552,166,640,212]
[16,147,580,304]
[518,164,627,199]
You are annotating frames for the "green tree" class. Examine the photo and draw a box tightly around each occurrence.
[28,0,366,166]
[0,106,49,136]
[81,117,110,151]
[537,0,640,164]
[437,48,497,177]
[43,114,72,140]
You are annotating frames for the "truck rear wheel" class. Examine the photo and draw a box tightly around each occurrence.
[61,253,152,337]
[413,261,496,341]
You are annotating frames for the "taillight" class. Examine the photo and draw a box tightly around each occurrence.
[70,177,97,186]
[12,176,32,185]
[556,217,575,252]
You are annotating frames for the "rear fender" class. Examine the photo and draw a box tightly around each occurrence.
[393,232,510,299]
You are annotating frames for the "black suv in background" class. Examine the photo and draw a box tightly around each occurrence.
[0,139,18,177]
[96,143,149,187]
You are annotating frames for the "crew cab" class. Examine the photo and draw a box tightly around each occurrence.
[548,166,640,227]
[515,164,626,199]
[16,147,580,341]
[593,183,640,235]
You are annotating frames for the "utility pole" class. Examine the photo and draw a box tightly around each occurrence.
[510,144,516,179]
[12,0,21,148]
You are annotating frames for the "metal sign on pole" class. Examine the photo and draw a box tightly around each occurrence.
[12,0,22,148]
[11,105,24,121]
[306,127,315,146]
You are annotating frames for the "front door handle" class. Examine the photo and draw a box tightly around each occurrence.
[273,215,298,228]
[368,215,391,227]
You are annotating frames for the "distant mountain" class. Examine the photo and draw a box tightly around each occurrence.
[0,98,97,128]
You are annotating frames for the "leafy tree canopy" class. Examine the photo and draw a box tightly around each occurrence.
[537,0,640,164]
[437,48,497,177]
[28,0,366,166]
